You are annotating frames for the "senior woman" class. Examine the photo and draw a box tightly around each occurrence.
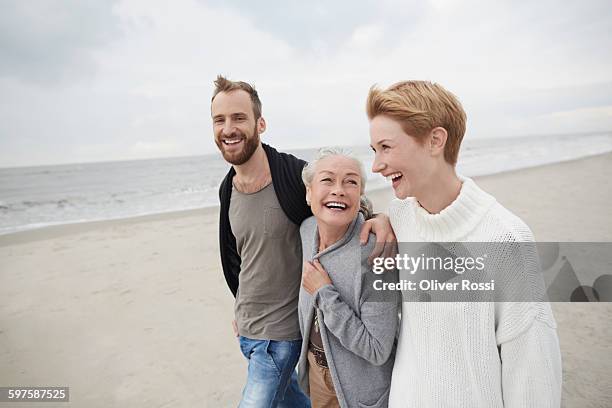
[297,147,399,408]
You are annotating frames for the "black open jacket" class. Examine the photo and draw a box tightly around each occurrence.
[218,144,313,297]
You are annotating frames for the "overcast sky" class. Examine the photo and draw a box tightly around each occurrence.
[1,0,611,167]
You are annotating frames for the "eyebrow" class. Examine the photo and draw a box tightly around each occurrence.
[212,112,248,119]
[370,139,392,149]
[318,170,361,177]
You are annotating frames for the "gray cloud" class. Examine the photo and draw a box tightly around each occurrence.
[492,82,612,116]
[0,0,122,85]
[201,0,429,53]
[1,0,611,167]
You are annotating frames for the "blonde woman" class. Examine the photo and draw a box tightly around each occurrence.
[367,80,562,407]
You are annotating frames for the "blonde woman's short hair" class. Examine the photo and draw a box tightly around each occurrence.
[366,80,466,165]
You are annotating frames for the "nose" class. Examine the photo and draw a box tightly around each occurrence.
[372,156,386,173]
[331,181,345,196]
[222,121,234,137]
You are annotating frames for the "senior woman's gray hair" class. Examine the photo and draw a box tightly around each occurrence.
[302,147,373,219]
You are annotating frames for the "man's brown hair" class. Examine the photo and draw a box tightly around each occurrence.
[366,80,466,165]
[212,75,262,119]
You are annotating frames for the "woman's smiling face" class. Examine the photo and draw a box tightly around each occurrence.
[369,115,434,199]
[306,155,362,229]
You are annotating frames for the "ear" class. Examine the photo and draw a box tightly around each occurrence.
[257,116,266,134]
[429,127,447,157]
[305,186,311,206]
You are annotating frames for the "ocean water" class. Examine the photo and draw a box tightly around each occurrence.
[1,132,611,235]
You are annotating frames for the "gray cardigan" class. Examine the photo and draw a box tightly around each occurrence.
[298,214,399,408]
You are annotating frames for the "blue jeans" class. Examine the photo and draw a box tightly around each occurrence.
[238,336,311,408]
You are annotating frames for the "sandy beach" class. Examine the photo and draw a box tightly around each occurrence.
[1,153,611,407]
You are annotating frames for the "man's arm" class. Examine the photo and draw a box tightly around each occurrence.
[218,170,241,297]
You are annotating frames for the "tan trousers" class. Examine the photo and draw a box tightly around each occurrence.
[307,350,340,408]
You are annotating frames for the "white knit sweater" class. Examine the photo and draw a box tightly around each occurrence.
[388,177,562,408]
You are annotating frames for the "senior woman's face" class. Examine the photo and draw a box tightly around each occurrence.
[306,155,362,228]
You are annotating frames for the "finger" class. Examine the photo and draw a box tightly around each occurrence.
[313,261,332,281]
[313,259,326,273]
[367,240,385,265]
[303,261,314,274]
[302,278,313,294]
[359,221,373,245]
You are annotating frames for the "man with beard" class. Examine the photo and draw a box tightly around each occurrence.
[211,76,395,407]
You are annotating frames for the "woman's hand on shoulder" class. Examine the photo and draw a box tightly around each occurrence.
[360,213,398,264]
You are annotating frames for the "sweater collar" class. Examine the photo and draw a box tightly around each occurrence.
[400,176,496,241]
[311,213,363,260]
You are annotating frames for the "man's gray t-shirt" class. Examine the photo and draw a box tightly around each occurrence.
[229,183,302,341]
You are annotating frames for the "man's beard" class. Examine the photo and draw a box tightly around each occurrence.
[216,125,260,166]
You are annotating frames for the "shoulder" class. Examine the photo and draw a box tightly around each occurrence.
[299,215,317,236]
[280,150,308,168]
[218,168,235,199]
[486,202,535,242]
[477,204,538,281]
[299,216,317,258]
[462,177,533,242]
[388,197,418,239]
[263,144,307,169]
[353,214,377,256]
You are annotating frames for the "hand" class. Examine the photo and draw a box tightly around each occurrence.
[232,319,238,337]
[360,213,398,265]
[302,260,332,295]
